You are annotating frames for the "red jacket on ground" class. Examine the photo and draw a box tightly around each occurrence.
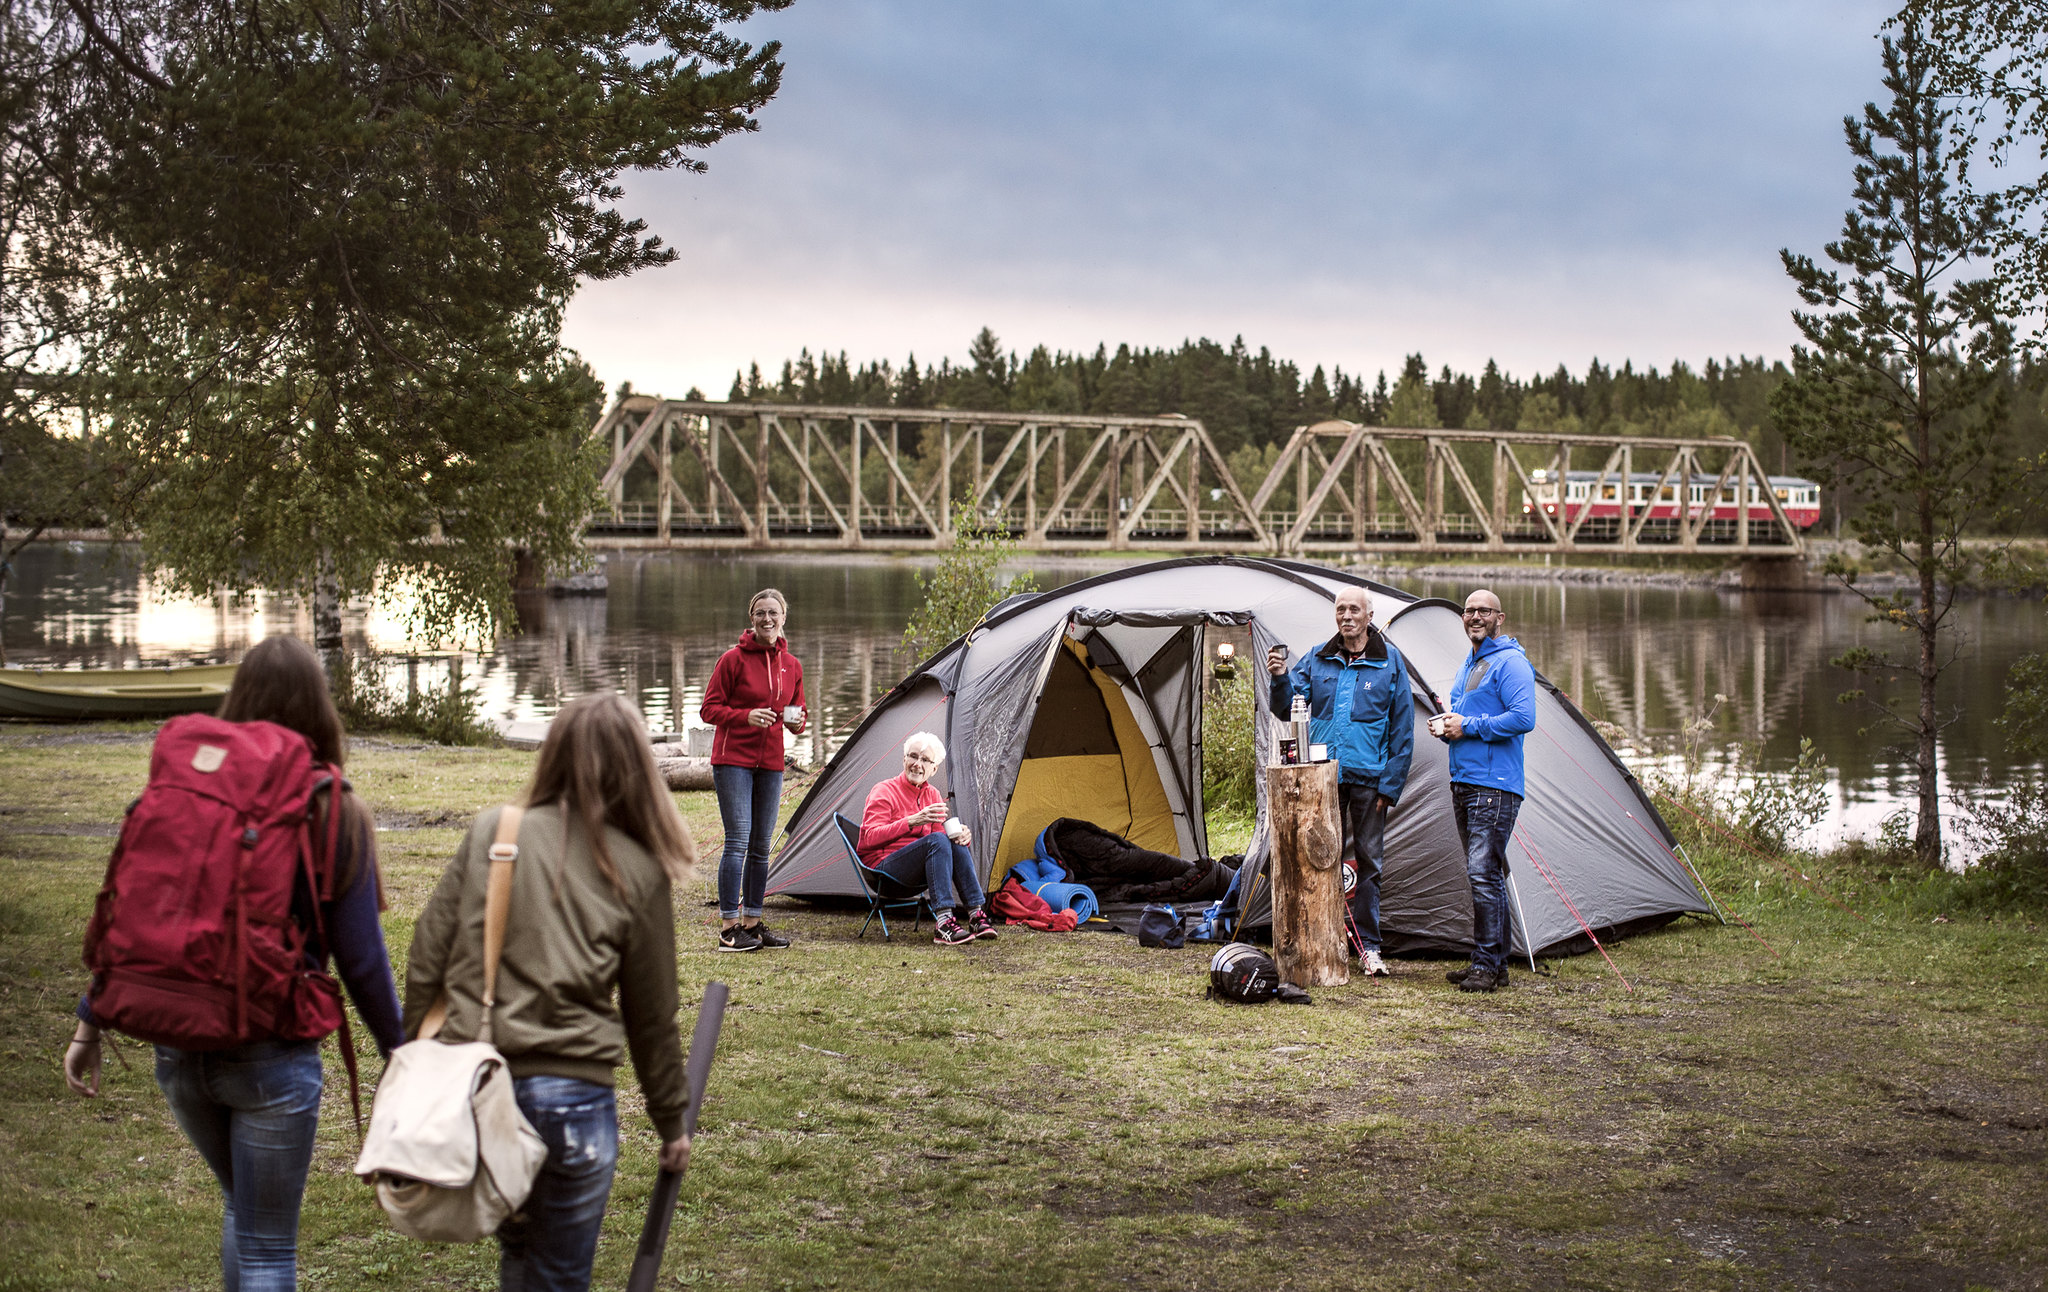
[858,773,944,867]
[992,878,1079,932]
[700,632,806,770]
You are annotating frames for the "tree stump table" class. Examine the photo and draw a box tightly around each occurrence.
[1266,761,1348,987]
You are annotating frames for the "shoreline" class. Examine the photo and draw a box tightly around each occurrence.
[586,547,1919,595]
[28,532,2040,596]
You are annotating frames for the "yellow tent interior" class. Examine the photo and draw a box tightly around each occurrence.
[991,637,1178,884]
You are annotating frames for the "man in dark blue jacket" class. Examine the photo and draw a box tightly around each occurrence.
[1436,588,1537,994]
[1267,587,1414,976]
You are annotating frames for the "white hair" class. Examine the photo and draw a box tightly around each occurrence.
[903,731,946,764]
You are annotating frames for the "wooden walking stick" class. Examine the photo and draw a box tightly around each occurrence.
[625,980,729,1292]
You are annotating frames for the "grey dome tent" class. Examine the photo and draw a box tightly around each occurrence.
[766,557,1709,957]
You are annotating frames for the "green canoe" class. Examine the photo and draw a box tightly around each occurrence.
[0,663,239,720]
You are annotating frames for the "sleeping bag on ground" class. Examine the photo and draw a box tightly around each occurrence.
[1007,854,1100,923]
[1111,854,1237,904]
[1034,818,1233,904]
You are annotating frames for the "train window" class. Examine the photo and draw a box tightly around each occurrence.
[1775,488,1789,501]
[1660,485,1676,502]
[1602,484,1618,501]
[1721,487,1738,503]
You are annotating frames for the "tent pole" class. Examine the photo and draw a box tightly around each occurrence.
[1506,871,1537,972]
[1672,843,1728,924]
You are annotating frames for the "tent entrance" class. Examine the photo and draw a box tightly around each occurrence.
[991,636,1184,884]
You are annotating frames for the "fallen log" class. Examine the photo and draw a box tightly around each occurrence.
[656,756,715,792]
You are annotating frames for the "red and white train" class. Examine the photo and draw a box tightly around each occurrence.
[1521,469,1822,539]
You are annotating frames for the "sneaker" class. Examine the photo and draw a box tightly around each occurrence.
[1361,949,1390,977]
[933,915,974,946]
[967,910,999,941]
[748,922,791,949]
[717,924,761,953]
[1445,964,1476,985]
[1458,966,1504,993]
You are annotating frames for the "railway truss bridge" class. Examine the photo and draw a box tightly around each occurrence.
[589,398,1807,557]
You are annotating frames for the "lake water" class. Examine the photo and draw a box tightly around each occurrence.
[5,542,2041,856]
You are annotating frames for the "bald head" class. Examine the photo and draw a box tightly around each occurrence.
[1462,589,1505,646]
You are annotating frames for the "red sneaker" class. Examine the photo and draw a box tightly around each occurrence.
[967,909,999,941]
[933,915,973,946]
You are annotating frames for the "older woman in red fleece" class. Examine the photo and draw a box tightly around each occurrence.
[859,732,996,946]
[701,587,806,953]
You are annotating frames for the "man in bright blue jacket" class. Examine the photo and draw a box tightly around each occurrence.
[1436,588,1536,994]
[1267,586,1414,977]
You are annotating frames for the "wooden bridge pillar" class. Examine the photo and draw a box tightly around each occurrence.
[1108,427,1126,550]
[1739,556,1814,590]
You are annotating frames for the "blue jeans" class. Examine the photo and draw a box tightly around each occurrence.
[498,1076,620,1292]
[712,763,783,919]
[153,1040,324,1292]
[875,833,986,915]
[1337,779,1388,952]
[1453,783,1521,973]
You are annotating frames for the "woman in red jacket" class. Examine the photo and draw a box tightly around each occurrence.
[858,732,996,946]
[701,588,806,953]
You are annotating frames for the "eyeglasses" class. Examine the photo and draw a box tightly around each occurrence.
[1462,607,1501,619]
[904,753,937,765]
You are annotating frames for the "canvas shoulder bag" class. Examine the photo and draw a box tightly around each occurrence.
[354,806,549,1242]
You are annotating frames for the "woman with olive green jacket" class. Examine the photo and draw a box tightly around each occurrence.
[405,692,697,1292]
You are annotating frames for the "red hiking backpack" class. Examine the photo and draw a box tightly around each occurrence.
[83,714,350,1051]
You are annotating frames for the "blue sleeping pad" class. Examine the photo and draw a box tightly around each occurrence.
[1013,836,1101,923]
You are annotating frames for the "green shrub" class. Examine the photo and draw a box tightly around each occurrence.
[336,656,496,747]
[899,500,1037,666]
[1730,737,1831,855]
[1646,737,1830,858]
[1939,655,2048,911]
[1202,671,1259,818]
[1994,653,2048,760]
[1949,775,2048,912]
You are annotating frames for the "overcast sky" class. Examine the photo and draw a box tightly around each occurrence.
[562,0,1899,400]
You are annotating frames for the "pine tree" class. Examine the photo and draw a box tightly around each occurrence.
[896,355,927,407]
[1304,366,1334,421]
[1386,356,1441,429]
[1774,22,2023,867]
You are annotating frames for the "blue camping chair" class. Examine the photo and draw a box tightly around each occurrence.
[832,813,930,940]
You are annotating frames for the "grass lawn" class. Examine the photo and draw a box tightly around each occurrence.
[1,723,2043,1291]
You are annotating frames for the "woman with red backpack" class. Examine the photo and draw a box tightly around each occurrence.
[699,587,806,952]
[62,635,405,1292]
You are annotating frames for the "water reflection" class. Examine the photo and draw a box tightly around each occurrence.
[1439,578,2044,849]
[4,543,2040,852]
